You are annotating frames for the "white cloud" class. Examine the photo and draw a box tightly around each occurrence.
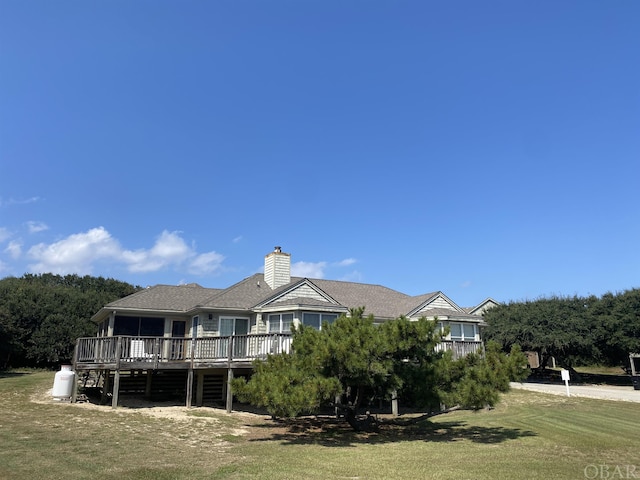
[0,196,40,207]
[26,221,49,233]
[0,227,11,243]
[335,258,357,267]
[461,280,472,288]
[232,235,243,244]
[5,240,22,259]
[28,227,122,274]
[291,261,327,279]
[122,230,225,275]
[151,231,191,258]
[289,257,357,279]
[26,227,225,276]
[188,252,225,275]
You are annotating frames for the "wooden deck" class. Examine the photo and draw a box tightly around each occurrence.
[74,333,293,370]
[74,335,483,371]
[72,335,483,410]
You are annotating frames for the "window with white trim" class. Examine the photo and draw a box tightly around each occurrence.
[450,323,476,341]
[219,317,250,336]
[268,313,293,333]
[302,312,338,330]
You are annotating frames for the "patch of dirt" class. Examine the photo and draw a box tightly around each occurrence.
[32,387,271,436]
[30,388,477,445]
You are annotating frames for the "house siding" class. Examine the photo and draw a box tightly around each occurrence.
[200,316,219,337]
[418,296,458,314]
[273,284,329,304]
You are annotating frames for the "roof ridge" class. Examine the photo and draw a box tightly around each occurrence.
[200,273,267,304]
[311,277,411,296]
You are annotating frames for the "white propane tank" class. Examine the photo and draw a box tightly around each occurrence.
[52,365,75,400]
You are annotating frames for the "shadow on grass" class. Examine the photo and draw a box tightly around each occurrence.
[247,415,537,447]
[0,371,29,379]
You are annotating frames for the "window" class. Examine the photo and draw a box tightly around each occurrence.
[302,312,338,330]
[218,317,250,357]
[219,317,249,336]
[450,323,476,341]
[113,316,165,337]
[268,313,293,333]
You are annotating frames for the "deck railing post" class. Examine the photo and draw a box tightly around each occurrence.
[153,338,160,370]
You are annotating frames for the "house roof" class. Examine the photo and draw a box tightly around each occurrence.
[94,271,490,323]
[94,284,221,321]
[308,278,415,319]
[465,297,500,315]
[195,274,416,318]
[199,274,277,310]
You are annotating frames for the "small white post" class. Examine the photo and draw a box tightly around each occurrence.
[561,369,571,397]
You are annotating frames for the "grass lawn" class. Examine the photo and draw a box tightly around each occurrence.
[1,371,639,480]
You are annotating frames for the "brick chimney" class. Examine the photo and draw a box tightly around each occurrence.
[264,246,291,289]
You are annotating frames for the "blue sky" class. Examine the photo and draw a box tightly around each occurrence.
[1,1,638,308]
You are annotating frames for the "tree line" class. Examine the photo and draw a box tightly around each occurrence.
[1,272,637,380]
[0,273,139,369]
[483,289,640,373]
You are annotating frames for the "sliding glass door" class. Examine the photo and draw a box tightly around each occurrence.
[219,317,249,357]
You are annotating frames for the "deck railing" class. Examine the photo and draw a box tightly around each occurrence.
[436,340,484,358]
[75,334,293,366]
[75,335,482,366]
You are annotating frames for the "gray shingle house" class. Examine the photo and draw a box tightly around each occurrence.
[74,247,493,409]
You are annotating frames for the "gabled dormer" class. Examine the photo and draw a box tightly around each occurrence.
[253,278,341,310]
[466,297,500,316]
[406,291,464,318]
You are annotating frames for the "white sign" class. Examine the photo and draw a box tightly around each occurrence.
[561,369,571,396]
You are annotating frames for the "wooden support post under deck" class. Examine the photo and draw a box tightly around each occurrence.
[196,371,204,407]
[101,369,110,405]
[145,370,153,400]
[186,369,194,408]
[112,369,121,409]
[186,336,196,408]
[225,336,234,413]
[112,337,122,409]
[226,368,234,413]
